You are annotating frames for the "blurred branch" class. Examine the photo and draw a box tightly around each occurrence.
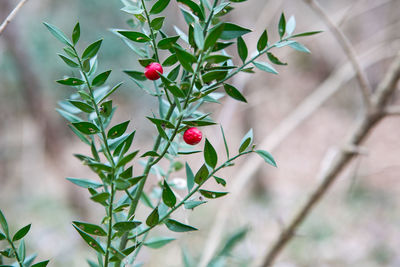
[261,50,400,267]
[385,106,400,115]
[0,0,29,36]
[304,0,372,110]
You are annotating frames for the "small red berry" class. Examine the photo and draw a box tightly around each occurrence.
[183,127,202,145]
[144,62,163,80]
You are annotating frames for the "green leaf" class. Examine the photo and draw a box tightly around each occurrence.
[204,139,217,168]
[185,162,194,192]
[174,47,196,73]
[113,221,141,232]
[177,0,205,21]
[218,227,248,256]
[193,23,204,50]
[253,61,278,74]
[194,164,209,184]
[267,52,287,65]
[73,225,105,254]
[158,36,180,49]
[58,54,79,68]
[220,125,230,158]
[124,70,146,81]
[286,15,296,35]
[31,260,50,267]
[72,221,107,236]
[90,192,110,204]
[82,39,103,60]
[107,121,129,139]
[150,0,171,14]
[18,239,25,262]
[12,224,31,242]
[204,55,231,64]
[278,13,286,39]
[199,189,228,199]
[184,200,207,209]
[239,128,253,153]
[0,210,9,237]
[165,219,197,232]
[122,243,142,256]
[56,77,85,86]
[237,37,247,63]
[144,237,175,249]
[256,150,277,167]
[223,84,247,103]
[66,178,102,189]
[72,122,100,135]
[141,151,160,157]
[43,22,72,46]
[92,70,111,87]
[290,31,322,38]
[146,207,159,227]
[150,17,165,31]
[202,70,227,83]
[220,23,251,40]
[116,150,139,168]
[214,176,226,186]
[162,54,178,67]
[162,180,176,208]
[257,30,268,52]
[72,22,80,45]
[288,41,311,53]
[68,100,94,113]
[0,231,6,240]
[118,31,151,43]
[204,23,225,50]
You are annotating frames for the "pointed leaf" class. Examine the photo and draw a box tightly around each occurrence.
[204,139,217,168]
[223,84,247,103]
[267,52,287,65]
[204,23,225,50]
[72,122,100,135]
[185,162,194,192]
[194,164,209,184]
[73,221,107,236]
[92,70,111,87]
[118,31,151,43]
[72,22,80,45]
[146,207,159,227]
[184,200,207,209]
[286,15,296,35]
[253,61,278,74]
[43,22,72,46]
[220,23,251,40]
[107,121,130,139]
[199,189,228,199]
[288,41,311,53]
[144,236,175,249]
[113,221,141,232]
[82,39,103,60]
[165,219,197,232]
[162,180,176,208]
[237,37,247,63]
[257,29,268,52]
[150,0,171,14]
[256,149,277,167]
[56,77,85,86]
[58,54,79,68]
[0,210,9,237]
[239,128,253,153]
[31,260,50,267]
[278,13,286,39]
[68,100,94,113]
[12,224,31,242]
[73,225,105,254]
[66,178,102,189]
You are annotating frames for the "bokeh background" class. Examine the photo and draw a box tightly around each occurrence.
[1,0,400,266]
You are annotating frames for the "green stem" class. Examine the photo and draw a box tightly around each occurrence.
[140,0,160,63]
[131,151,253,239]
[104,184,115,267]
[7,239,23,267]
[74,48,116,267]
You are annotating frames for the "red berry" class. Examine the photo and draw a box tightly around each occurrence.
[183,127,202,145]
[144,62,163,80]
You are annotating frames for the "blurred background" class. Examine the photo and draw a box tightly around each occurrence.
[1,0,400,266]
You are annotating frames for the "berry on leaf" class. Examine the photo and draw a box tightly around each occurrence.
[144,62,163,80]
[183,127,202,145]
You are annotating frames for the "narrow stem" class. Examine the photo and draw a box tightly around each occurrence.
[140,0,160,62]
[104,184,115,267]
[7,239,23,267]
[131,151,252,239]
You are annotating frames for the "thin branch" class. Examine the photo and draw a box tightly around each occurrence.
[304,0,373,110]
[384,106,400,116]
[261,51,400,267]
[0,0,29,36]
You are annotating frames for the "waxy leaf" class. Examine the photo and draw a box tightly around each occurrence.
[113,221,141,232]
[116,150,139,168]
[72,221,107,236]
[237,37,247,63]
[58,54,79,68]
[72,22,80,45]
[150,17,165,31]
[253,61,278,74]
[223,84,247,103]
[220,23,251,40]
[73,225,105,254]
[194,164,209,184]
[43,22,72,46]
[290,31,322,38]
[165,219,197,232]
[278,13,286,39]
[56,77,85,86]
[185,162,194,192]
[256,150,277,167]
[286,16,296,35]
[69,100,94,113]
[82,39,103,60]
[257,30,268,52]
[150,0,171,14]
[72,122,100,135]
[66,178,102,189]
[124,70,146,81]
[118,31,151,43]
[199,189,228,199]
[204,139,217,168]
[288,41,311,53]
[146,207,159,227]
[92,70,111,87]
[12,224,31,242]
[158,36,180,49]
[239,128,253,153]
[144,236,175,249]
[174,47,196,72]
[162,180,176,208]
[204,23,225,50]
[177,0,205,21]
[90,192,110,204]
[107,121,129,139]
[184,200,207,209]
[193,23,204,50]
[31,260,50,267]
[267,52,287,65]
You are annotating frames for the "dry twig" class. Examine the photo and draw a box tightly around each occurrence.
[261,50,400,266]
[0,0,29,36]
